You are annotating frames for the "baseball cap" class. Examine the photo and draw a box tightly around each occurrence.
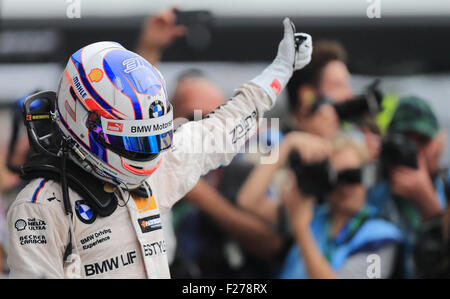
[388,96,439,139]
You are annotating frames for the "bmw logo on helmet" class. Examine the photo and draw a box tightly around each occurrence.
[75,200,97,224]
[149,100,164,118]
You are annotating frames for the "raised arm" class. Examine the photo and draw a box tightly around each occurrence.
[152,18,313,212]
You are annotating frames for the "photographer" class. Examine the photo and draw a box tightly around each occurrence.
[237,131,332,225]
[238,38,385,226]
[237,41,353,222]
[285,40,383,162]
[279,135,402,278]
[368,96,447,278]
[284,41,348,138]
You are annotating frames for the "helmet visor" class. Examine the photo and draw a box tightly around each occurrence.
[86,105,173,161]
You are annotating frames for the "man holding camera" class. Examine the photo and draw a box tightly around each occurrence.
[278,135,402,278]
[284,40,382,162]
[368,96,447,278]
[284,40,348,138]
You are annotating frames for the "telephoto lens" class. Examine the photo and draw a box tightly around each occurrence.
[333,80,383,121]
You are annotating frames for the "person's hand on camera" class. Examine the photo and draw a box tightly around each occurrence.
[390,152,441,220]
[282,131,332,165]
[137,7,186,65]
[282,171,315,231]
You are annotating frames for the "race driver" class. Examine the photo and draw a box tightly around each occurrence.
[7,18,312,278]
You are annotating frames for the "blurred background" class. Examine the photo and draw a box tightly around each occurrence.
[1,0,450,160]
[1,0,450,279]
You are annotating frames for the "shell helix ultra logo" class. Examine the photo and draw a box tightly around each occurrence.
[88,68,103,82]
[15,219,27,231]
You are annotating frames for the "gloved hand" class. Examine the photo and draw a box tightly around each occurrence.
[251,18,312,106]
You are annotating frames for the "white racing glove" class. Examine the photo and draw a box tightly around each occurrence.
[250,17,312,106]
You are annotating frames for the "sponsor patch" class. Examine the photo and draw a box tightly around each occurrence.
[84,251,137,277]
[15,218,46,231]
[149,100,164,118]
[79,228,112,250]
[75,200,97,224]
[229,110,258,144]
[88,68,103,82]
[270,78,281,96]
[143,240,166,257]
[107,121,124,132]
[19,235,47,245]
[100,107,173,137]
[138,215,162,233]
[72,76,88,98]
[47,193,61,203]
[15,219,27,231]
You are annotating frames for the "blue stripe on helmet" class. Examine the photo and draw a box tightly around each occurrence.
[103,58,142,120]
[71,49,123,119]
[148,65,168,108]
[103,49,164,120]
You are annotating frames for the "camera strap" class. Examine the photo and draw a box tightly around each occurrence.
[324,206,371,261]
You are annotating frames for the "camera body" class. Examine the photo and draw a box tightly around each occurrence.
[332,80,383,121]
[288,151,337,200]
[174,9,213,26]
[288,151,364,201]
[380,133,418,176]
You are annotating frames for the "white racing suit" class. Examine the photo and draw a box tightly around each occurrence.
[7,83,272,278]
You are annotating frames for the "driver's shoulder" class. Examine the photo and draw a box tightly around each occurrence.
[12,178,63,209]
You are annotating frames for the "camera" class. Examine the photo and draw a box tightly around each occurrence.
[380,133,418,176]
[174,9,214,26]
[174,9,215,50]
[288,151,336,198]
[288,151,364,200]
[333,80,383,121]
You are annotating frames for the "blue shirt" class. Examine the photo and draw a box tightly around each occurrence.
[279,204,402,278]
[367,178,448,278]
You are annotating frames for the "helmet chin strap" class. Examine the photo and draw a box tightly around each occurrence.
[65,135,153,202]
[115,180,151,207]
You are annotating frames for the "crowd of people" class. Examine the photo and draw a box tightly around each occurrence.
[0,7,449,278]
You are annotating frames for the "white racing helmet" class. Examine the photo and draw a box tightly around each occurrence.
[56,41,173,189]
